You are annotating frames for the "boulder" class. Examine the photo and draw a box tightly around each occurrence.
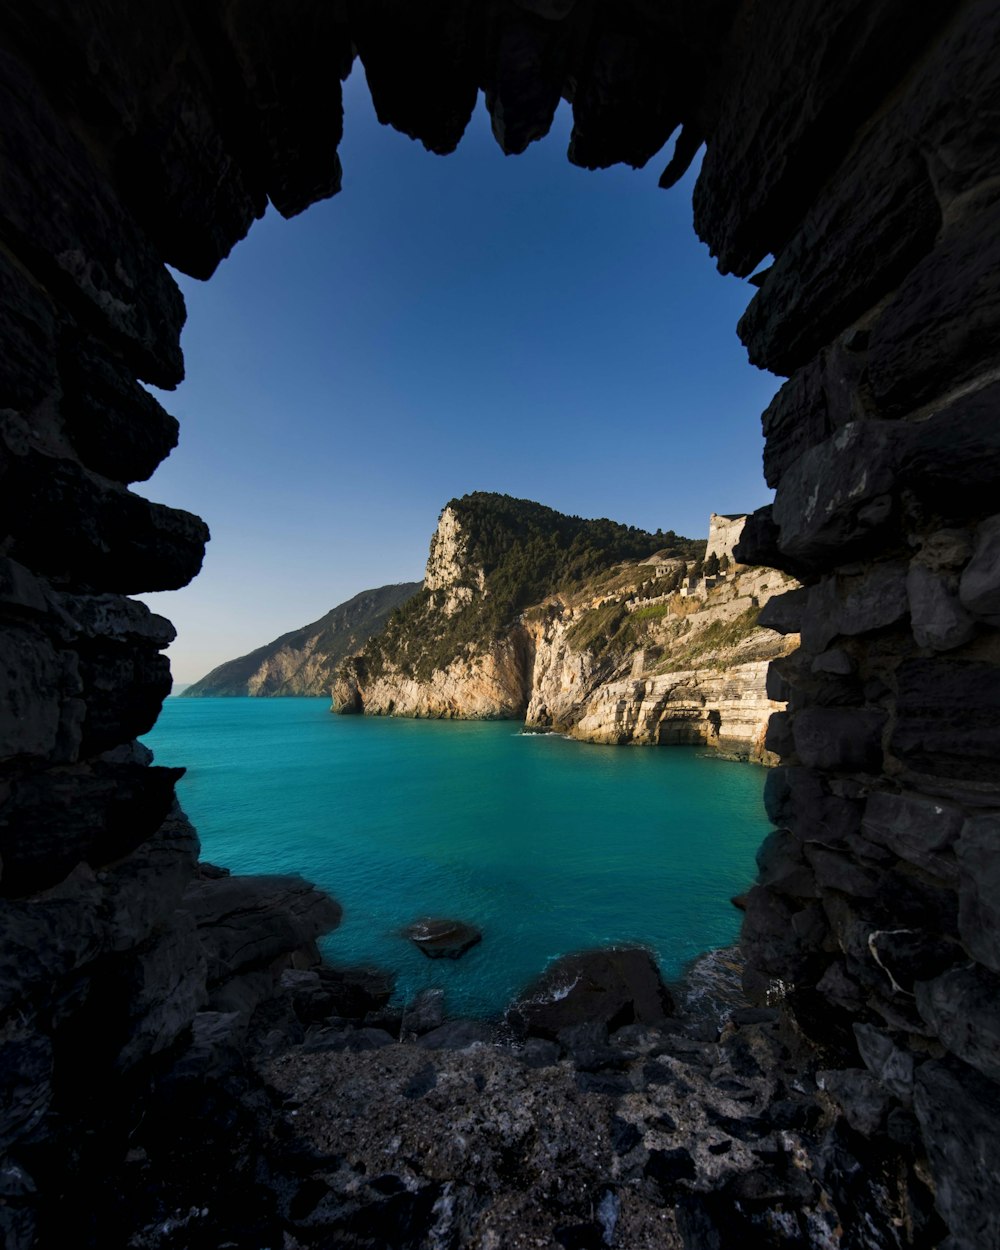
[906,563,975,652]
[403,917,482,960]
[414,1020,495,1050]
[182,873,342,1015]
[915,963,1000,1084]
[956,816,1000,974]
[890,660,1000,785]
[817,1068,889,1135]
[507,947,674,1040]
[791,707,886,773]
[315,965,395,1019]
[862,789,962,881]
[401,988,446,1039]
[183,873,341,982]
[959,514,1000,624]
[854,1023,914,1103]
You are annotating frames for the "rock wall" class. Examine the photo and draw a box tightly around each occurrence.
[523,563,796,757]
[0,1,997,1246]
[713,5,1000,1244]
[336,633,532,720]
[564,661,775,758]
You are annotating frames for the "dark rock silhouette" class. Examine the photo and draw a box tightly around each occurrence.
[0,1,998,1244]
[404,917,483,960]
[507,947,675,1039]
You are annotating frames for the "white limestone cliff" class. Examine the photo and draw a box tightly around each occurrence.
[337,509,799,761]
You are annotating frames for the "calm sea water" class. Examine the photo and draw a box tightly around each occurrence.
[143,699,771,1018]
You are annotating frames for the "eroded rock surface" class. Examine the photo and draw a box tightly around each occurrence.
[107,960,945,1250]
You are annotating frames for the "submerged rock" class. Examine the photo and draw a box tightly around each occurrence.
[507,947,675,1039]
[404,917,482,960]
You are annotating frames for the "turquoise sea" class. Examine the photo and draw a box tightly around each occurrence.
[143,699,771,1018]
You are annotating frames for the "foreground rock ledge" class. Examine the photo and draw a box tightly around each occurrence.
[106,951,948,1250]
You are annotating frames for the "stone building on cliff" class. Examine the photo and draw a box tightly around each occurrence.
[706,512,748,565]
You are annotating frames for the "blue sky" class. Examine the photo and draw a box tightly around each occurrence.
[139,70,779,685]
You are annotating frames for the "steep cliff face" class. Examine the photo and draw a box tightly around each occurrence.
[338,499,797,757]
[184,583,420,696]
[336,632,531,719]
[335,492,698,720]
[524,564,798,760]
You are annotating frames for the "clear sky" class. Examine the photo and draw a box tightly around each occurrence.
[138,69,779,686]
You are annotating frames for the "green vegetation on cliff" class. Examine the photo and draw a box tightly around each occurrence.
[567,599,762,670]
[360,493,703,682]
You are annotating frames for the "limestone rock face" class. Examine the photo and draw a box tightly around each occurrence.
[423,505,478,596]
[344,509,796,758]
[565,661,778,760]
[347,632,533,720]
[527,564,796,759]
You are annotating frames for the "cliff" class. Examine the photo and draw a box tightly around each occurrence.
[523,563,798,760]
[332,493,698,716]
[184,582,420,696]
[336,499,798,760]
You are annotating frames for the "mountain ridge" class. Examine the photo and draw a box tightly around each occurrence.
[183,582,421,697]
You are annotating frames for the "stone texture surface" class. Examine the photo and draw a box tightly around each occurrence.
[0,46,186,385]
[692,0,952,279]
[183,873,343,1009]
[404,917,483,960]
[914,1060,1000,1250]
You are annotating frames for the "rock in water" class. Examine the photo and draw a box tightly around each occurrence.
[507,947,675,1039]
[404,918,482,960]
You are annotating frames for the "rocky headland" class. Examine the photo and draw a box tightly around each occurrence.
[333,496,798,762]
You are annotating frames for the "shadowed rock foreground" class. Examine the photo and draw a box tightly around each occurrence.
[113,944,945,1250]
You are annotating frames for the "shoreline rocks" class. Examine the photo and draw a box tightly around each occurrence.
[507,947,677,1040]
[106,939,942,1250]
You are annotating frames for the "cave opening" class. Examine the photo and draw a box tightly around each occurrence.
[1,3,998,1246]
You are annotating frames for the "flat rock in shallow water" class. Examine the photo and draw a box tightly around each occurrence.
[404,918,482,960]
[507,947,675,1040]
